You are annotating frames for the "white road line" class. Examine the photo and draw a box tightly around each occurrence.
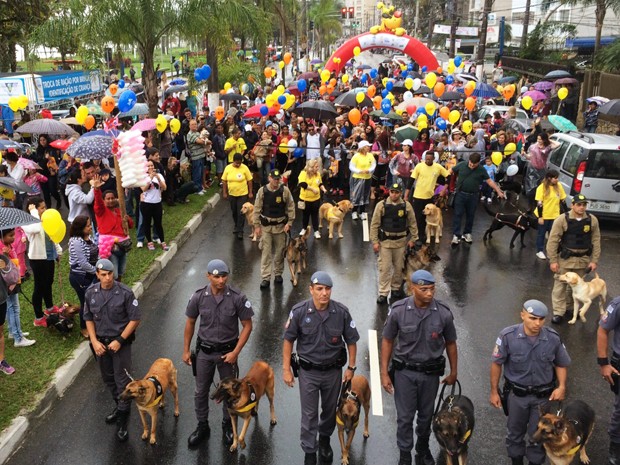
[362,218,370,242]
[368,329,383,416]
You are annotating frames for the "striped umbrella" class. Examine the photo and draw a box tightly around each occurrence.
[118,103,149,118]
[15,119,78,137]
[0,207,40,229]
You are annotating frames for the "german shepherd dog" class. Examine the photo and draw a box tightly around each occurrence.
[119,358,180,444]
[211,361,277,452]
[532,400,595,465]
[336,375,371,465]
[404,244,433,277]
[432,394,475,465]
[482,202,538,248]
[285,229,309,286]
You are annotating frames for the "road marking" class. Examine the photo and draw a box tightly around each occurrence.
[368,329,383,416]
[362,218,369,242]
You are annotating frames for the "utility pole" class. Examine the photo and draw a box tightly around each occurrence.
[477,0,492,74]
[448,0,459,58]
[520,0,531,49]
[499,16,505,58]
[414,0,420,37]
[427,6,435,48]
[301,0,308,72]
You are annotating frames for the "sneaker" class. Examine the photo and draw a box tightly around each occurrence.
[33,317,48,327]
[360,212,367,220]
[147,242,155,251]
[463,233,473,243]
[299,228,306,237]
[161,242,170,251]
[480,196,486,202]
[7,332,27,339]
[136,241,144,249]
[14,337,36,348]
[351,212,359,220]
[154,238,161,244]
[314,231,321,239]
[197,190,205,196]
[0,360,15,375]
[451,235,460,245]
[487,197,492,203]
[536,251,547,260]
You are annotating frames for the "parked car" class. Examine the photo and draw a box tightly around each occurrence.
[478,105,530,122]
[547,131,620,218]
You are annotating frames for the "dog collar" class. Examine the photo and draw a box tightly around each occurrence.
[336,390,361,428]
[460,429,472,443]
[144,376,163,408]
[567,444,582,455]
[233,382,258,413]
[336,412,359,428]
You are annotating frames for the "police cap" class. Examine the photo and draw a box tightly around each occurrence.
[96,259,114,272]
[523,299,548,318]
[410,269,435,285]
[269,169,281,179]
[310,271,333,287]
[572,194,588,204]
[389,183,402,192]
[207,259,229,276]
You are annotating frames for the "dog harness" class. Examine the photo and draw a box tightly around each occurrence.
[233,382,258,413]
[327,206,344,221]
[336,391,361,428]
[494,212,527,230]
[144,377,163,408]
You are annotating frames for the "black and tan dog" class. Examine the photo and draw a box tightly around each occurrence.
[285,229,309,286]
[45,302,80,334]
[482,202,538,248]
[336,375,371,465]
[432,394,475,465]
[532,400,595,465]
[211,361,277,452]
[119,358,180,444]
[403,244,433,279]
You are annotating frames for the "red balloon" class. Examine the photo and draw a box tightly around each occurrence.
[406,104,417,115]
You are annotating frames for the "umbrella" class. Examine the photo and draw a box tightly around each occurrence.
[298,72,320,81]
[598,99,620,117]
[456,74,478,83]
[548,115,578,133]
[394,124,419,142]
[0,140,23,151]
[219,93,249,102]
[291,101,338,120]
[310,59,322,64]
[49,139,73,151]
[81,129,121,138]
[433,91,462,101]
[369,110,403,121]
[333,90,373,108]
[457,82,500,99]
[17,158,41,170]
[396,97,435,112]
[132,118,157,131]
[523,90,548,101]
[66,136,113,160]
[391,81,408,93]
[0,207,40,229]
[555,77,579,86]
[243,104,279,119]
[164,85,188,96]
[118,103,150,118]
[59,117,80,126]
[498,76,518,84]
[170,79,186,85]
[534,81,554,91]
[415,85,431,94]
[15,119,78,137]
[543,70,572,80]
[85,104,107,116]
[357,64,372,70]
[586,96,610,106]
[0,176,33,193]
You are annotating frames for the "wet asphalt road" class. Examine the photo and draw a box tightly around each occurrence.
[6,198,620,465]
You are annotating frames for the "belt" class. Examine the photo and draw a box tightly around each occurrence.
[197,338,238,354]
[505,378,555,397]
[260,215,288,226]
[298,358,341,371]
[458,191,478,195]
[392,356,446,375]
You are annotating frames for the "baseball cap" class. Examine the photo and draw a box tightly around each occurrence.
[401,139,413,147]
[244,124,252,132]
[265,121,273,127]
[310,271,333,287]
[96,259,114,272]
[523,299,548,318]
[358,140,372,149]
[269,169,281,179]
[207,259,229,276]
[410,269,435,285]
[389,183,402,192]
[572,194,588,204]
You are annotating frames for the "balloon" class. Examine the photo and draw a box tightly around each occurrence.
[382,77,388,88]
[434,82,445,98]
[425,72,437,88]
[7,97,19,112]
[367,85,376,98]
[18,95,28,110]
[412,78,421,91]
[439,106,450,120]
[201,65,212,80]
[406,104,417,115]
[215,106,225,120]
[521,95,533,110]
[194,69,202,81]
[417,121,428,130]
[283,52,292,64]
[449,110,461,124]
[403,91,413,100]
[504,143,517,156]
[170,118,181,134]
[454,56,463,67]
[496,85,504,95]
[155,115,167,133]
[447,63,455,74]
[297,80,307,92]
[386,81,394,92]
[355,92,365,104]
[425,102,436,116]
[558,87,568,100]
[278,61,285,69]
[271,68,277,78]
[462,120,473,134]
[41,209,65,243]
[348,108,361,125]
[319,85,327,95]
[373,96,382,110]
[84,115,96,130]
[101,96,115,113]
[407,63,414,71]
[381,89,389,98]
[353,46,361,56]
[506,164,519,176]
[465,97,476,111]
[265,94,276,107]
[417,113,428,123]
[117,90,137,113]
[341,74,349,84]
[491,152,503,166]
[326,84,335,94]
[109,84,118,95]
[405,78,413,90]
[329,78,337,87]
[370,69,378,79]
[436,117,447,130]
[278,94,287,105]
[260,105,269,116]
[321,69,331,83]
[76,106,89,125]
[464,81,475,96]
[437,67,443,74]
[446,75,454,84]
[416,108,426,116]
[381,98,392,114]
[293,147,304,158]
[118,79,125,89]
[421,66,427,72]
[360,74,368,84]
[224,82,232,91]
[264,67,271,78]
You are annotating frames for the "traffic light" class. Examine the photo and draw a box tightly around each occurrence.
[341,7,347,19]
[348,7,354,18]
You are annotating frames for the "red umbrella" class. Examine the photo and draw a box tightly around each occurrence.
[243,104,278,119]
[49,139,73,151]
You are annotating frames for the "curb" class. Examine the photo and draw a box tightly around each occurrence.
[0,193,220,465]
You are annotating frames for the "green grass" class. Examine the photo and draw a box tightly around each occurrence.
[0,187,216,433]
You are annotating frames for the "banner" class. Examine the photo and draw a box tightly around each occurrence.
[39,71,102,101]
[0,78,26,105]
[433,25,479,36]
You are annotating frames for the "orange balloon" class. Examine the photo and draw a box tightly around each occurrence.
[319,85,327,95]
[437,67,443,74]
[215,106,225,120]
[326,84,335,94]
[464,82,475,97]
[373,96,382,110]
[465,97,476,111]
[109,84,118,95]
[329,78,337,87]
[84,115,96,130]
[283,52,292,65]
[101,96,115,113]
[367,85,376,98]
[434,82,445,98]
[349,109,361,125]
[439,106,450,120]
[272,102,281,112]
[264,67,271,78]
[505,84,515,99]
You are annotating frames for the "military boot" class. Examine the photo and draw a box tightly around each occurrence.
[187,421,210,447]
[222,419,234,446]
[304,452,318,465]
[105,404,118,424]
[318,435,333,463]
[115,409,130,442]
[510,457,524,465]
[398,450,413,465]
[610,441,620,465]
[414,437,435,465]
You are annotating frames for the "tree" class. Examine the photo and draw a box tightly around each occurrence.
[565,0,620,55]
[309,0,343,60]
[595,38,620,71]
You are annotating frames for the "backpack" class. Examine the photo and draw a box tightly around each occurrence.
[0,254,19,291]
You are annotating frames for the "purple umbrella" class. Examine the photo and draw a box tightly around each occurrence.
[534,81,554,91]
[523,90,548,101]
[132,119,157,131]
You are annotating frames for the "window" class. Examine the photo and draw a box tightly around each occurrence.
[511,12,537,24]
[557,9,570,23]
[549,140,568,167]
[561,144,583,175]
[584,150,620,180]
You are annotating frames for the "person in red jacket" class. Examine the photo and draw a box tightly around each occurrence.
[161,95,181,116]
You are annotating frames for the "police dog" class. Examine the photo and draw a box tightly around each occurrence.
[119,358,180,444]
[286,229,309,286]
[45,302,80,334]
[423,203,443,244]
[558,272,607,324]
[211,361,277,452]
[432,394,475,465]
[404,244,433,276]
[240,202,257,241]
[337,375,371,465]
[482,203,538,248]
[532,400,595,465]
[319,200,354,239]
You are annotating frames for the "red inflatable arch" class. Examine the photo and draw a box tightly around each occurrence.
[325,32,439,74]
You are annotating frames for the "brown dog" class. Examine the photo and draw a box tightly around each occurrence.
[45,302,81,334]
[211,361,277,452]
[319,200,354,239]
[337,375,371,465]
[423,203,443,244]
[286,229,309,286]
[119,358,180,444]
[240,202,257,241]
[558,272,607,324]
[404,244,432,275]
[532,400,595,465]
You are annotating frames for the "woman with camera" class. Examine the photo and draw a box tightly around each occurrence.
[140,162,168,251]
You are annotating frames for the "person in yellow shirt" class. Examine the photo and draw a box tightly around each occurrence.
[224,127,247,164]
[535,169,567,260]
[222,153,253,240]
[298,158,327,239]
[348,140,376,220]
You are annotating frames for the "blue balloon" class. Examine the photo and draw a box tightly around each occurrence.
[201,64,212,80]
[370,69,378,79]
[381,89,389,98]
[445,75,454,85]
[277,95,286,105]
[118,90,137,113]
[260,105,269,116]
[118,79,125,89]
[360,74,368,84]
[297,79,307,92]
[401,71,408,79]
[386,81,394,92]
[194,69,202,81]
[422,66,427,72]
[454,56,462,67]
[294,147,304,158]
[436,117,447,130]
[416,107,426,115]
[407,63,414,71]
[381,98,391,115]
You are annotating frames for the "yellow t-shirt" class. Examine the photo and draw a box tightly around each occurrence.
[411,162,450,199]
[222,163,252,197]
[298,171,322,202]
[350,152,375,180]
[224,137,247,163]
[535,182,566,219]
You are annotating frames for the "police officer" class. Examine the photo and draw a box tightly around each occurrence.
[597,296,620,464]
[282,271,359,465]
[370,182,418,304]
[84,258,141,442]
[490,300,571,465]
[546,194,601,324]
[253,169,295,290]
[381,270,458,465]
[183,259,254,447]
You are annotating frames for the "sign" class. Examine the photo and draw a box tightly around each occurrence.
[486,26,499,44]
[445,39,462,49]
[0,78,26,105]
[358,33,410,51]
[433,24,479,36]
[39,71,101,102]
[488,13,497,26]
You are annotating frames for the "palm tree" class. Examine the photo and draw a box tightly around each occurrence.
[310,0,343,60]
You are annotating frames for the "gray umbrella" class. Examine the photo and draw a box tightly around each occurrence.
[118,103,149,118]
[0,207,40,230]
[598,99,620,117]
[15,119,78,137]
[543,70,572,80]
[164,85,188,96]
[291,101,338,120]
[0,177,33,193]
[67,136,114,160]
[220,93,249,102]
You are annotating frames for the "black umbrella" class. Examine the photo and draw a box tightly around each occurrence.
[0,177,33,193]
[220,93,249,102]
[415,85,431,95]
[391,81,409,94]
[164,85,188,96]
[0,207,40,230]
[67,136,113,160]
[333,90,373,108]
[291,101,338,120]
[598,99,620,116]
[433,91,463,101]
[543,70,572,80]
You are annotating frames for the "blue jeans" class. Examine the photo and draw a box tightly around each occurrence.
[452,191,479,236]
[109,248,127,280]
[6,293,24,341]
[191,158,205,190]
[69,272,96,329]
[536,219,554,253]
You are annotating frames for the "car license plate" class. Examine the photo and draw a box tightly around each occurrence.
[588,201,618,213]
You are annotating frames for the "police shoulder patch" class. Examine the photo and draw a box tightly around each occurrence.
[350,320,356,329]
[492,344,501,357]
[607,304,615,315]
[496,337,502,346]
[132,299,138,306]
[245,300,252,308]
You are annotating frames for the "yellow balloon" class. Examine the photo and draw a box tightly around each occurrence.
[76,106,89,125]
[448,109,461,125]
[270,68,277,78]
[320,69,330,83]
[447,64,455,74]
[265,94,276,107]
[504,142,517,156]
[224,82,232,91]
[425,72,437,89]
[8,96,19,112]
[496,85,504,94]
[342,74,349,84]
[49,221,66,244]
[382,77,388,87]
[491,151,503,166]
[462,120,473,135]
[417,114,428,123]
[41,209,65,243]
[353,46,361,56]
[417,121,428,130]
[356,92,365,104]
[279,61,285,69]
[277,85,285,94]
[521,95,533,110]
[156,115,167,133]
[405,78,413,90]
[170,118,181,134]
[558,87,568,100]
[425,102,436,116]
[18,95,28,110]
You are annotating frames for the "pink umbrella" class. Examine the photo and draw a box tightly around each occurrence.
[523,90,548,101]
[132,118,156,131]
[17,157,41,170]
[243,104,279,119]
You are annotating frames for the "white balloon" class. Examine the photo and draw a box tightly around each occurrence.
[412,78,422,91]
[506,164,518,176]
[403,91,413,100]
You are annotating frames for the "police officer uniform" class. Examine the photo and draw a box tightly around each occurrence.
[491,300,571,465]
[597,296,620,464]
[253,169,295,289]
[184,259,254,447]
[83,259,141,442]
[546,194,601,323]
[370,183,418,304]
[283,271,360,465]
[382,270,457,465]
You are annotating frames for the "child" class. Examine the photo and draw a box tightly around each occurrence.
[0,165,16,207]
[98,168,116,193]
[23,168,47,198]
[481,157,497,203]
[13,227,28,279]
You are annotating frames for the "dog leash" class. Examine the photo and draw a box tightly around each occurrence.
[433,379,462,417]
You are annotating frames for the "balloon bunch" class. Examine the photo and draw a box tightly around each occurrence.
[153,114,181,134]
[263,67,277,80]
[41,209,66,244]
[117,130,149,189]
[7,95,28,112]
[194,65,212,83]
[277,52,293,70]
[262,84,296,115]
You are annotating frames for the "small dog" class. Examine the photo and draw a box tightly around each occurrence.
[532,400,595,465]
[45,303,80,334]
[337,375,371,465]
[432,394,475,465]
[285,229,309,286]
[423,203,443,244]
[482,203,537,248]
[211,361,277,452]
[319,200,354,239]
[119,358,180,444]
[240,202,257,241]
[559,272,607,324]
